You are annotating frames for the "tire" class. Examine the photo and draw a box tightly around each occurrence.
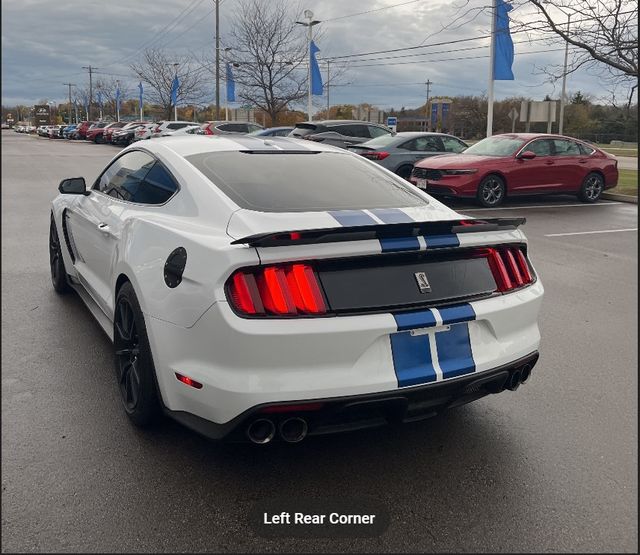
[113,282,162,427]
[396,165,413,181]
[95,134,104,144]
[476,174,506,207]
[578,172,604,203]
[49,215,71,294]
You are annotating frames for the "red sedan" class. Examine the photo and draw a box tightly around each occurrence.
[410,133,619,207]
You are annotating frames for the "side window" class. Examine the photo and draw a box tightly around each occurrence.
[134,163,179,204]
[525,139,553,157]
[335,124,369,138]
[553,139,581,156]
[168,123,189,130]
[442,136,467,153]
[401,136,443,152]
[94,151,156,200]
[368,125,391,138]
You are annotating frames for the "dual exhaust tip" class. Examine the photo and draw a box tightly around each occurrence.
[246,417,308,444]
[505,363,533,391]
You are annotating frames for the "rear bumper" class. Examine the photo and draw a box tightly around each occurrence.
[167,351,540,441]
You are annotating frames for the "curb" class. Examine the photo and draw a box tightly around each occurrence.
[602,192,638,204]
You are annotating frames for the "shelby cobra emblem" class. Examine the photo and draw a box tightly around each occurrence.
[414,271,431,293]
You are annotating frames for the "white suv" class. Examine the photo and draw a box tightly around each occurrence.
[151,121,195,138]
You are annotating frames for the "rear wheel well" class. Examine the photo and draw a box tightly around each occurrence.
[115,274,130,297]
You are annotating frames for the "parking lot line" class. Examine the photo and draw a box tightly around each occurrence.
[463,202,622,211]
[545,228,637,237]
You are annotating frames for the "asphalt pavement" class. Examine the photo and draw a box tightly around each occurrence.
[1,131,637,553]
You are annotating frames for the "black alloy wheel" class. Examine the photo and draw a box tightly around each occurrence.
[477,175,506,207]
[113,282,161,426]
[49,215,71,293]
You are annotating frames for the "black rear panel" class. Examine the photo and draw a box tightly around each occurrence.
[317,250,497,313]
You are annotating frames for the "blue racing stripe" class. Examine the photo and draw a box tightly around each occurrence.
[435,323,476,379]
[328,210,376,226]
[368,208,414,223]
[438,303,476,325]
[380,236,421,252]
[394,309,437,331]
[424,234,460,248]
[390,332,437,387]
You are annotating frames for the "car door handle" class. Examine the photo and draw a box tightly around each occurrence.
[97,223,113,235]
[579,159,588,163]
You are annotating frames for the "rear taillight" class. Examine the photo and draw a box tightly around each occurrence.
[362,151,390,160]
[477,246,534,292]
[227,263,327,317]
[204,127,213,135]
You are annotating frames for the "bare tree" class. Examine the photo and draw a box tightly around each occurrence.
[226,0,309,125]
[130,49,208,119]
[526,0,638,79]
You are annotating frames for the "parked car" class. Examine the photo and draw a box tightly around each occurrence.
[289,120,393,149]
[200,120,263,135]
[410,133,619,207]
[62,124,77,139]
[157,124,203,137]
[72,121,94,140]
[347,132,468,180]
[132,123,157,142]
[48,125,67,139]
[37,125,52,137]
[103,121,127,143]
[85,122,111,143]
[248,126,294,137]
[111,122,150,146]
[151,121,196,138]
[49,135,543,443]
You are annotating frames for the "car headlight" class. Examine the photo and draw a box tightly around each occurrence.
[443,169,478,175]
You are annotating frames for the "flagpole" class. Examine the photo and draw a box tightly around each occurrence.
[486,0,497,138]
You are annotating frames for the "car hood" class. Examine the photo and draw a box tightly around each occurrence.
[414,154,510,168]
[226,199,463,240]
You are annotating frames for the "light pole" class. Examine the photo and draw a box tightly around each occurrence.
[558,13,571,135]
[173,63,179,121]
[115,80,120,122]
[224,47,232,121]
[296,10,320,122]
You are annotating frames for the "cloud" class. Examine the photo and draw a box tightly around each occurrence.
[1,0,616,107]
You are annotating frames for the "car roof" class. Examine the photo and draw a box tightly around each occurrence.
[492,133,587,141]
[135,135,348,158]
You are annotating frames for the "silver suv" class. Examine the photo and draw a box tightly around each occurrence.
[289,120,393,149]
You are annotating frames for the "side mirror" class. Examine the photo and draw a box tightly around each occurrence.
[58,177,87,195]
[518,150,537,160]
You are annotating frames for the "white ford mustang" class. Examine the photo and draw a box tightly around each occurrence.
[49,135,543,443]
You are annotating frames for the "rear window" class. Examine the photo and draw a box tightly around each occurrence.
[290,124,319,138]
[359,135,398,148]
[185,151,426,212]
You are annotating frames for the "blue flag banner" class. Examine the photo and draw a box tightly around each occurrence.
[494,0,515,80]
[226,63,236,102]
[171,75,180,105]
[138,82,143,110]
[97,91,103,107]
[442,103,450,128]
[431,103,438,127]
[310,40,323,95]
[115,86,121,114]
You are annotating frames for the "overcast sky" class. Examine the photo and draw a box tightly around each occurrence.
[1,0,614,109]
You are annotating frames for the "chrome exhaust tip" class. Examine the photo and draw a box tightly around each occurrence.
[520,364,532,384]
[246,418,276,444]
[278,417,308,443]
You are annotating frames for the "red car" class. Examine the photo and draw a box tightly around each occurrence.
[85,122,110,143]
[103,121,126,143]
[410,133,619,207]
[73,121,95,140]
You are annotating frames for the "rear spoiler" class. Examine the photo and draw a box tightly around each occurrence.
[230,217,526,248]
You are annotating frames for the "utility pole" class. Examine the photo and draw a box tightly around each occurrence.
[425,79,432,131]
[63,83,76,124]
[82,66,97,120]
[326,60,331,116]
[215,0,220,120]
[558,13,571,135]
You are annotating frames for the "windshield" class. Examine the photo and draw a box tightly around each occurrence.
[185,151,426,212]
[463,136,525,156]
